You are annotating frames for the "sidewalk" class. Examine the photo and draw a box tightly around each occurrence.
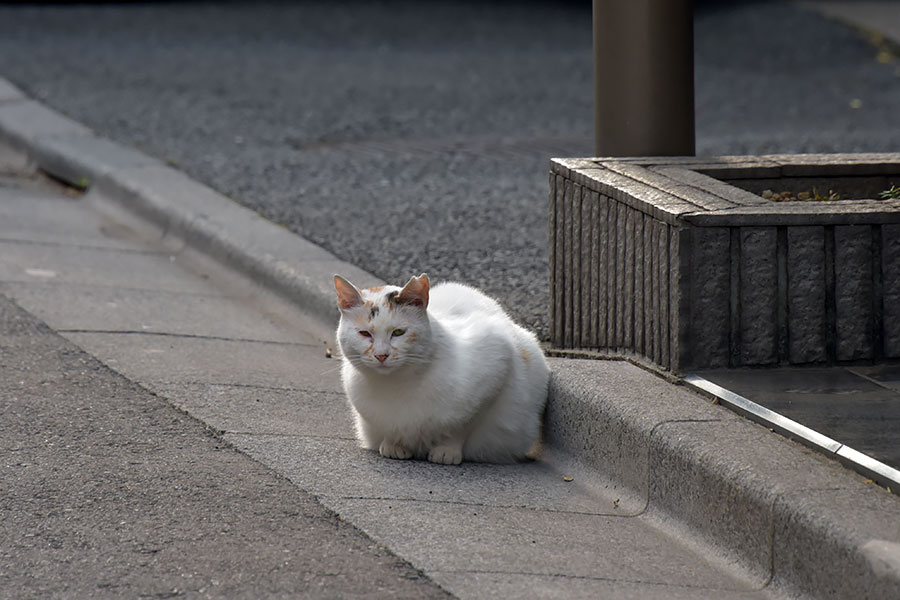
[2,78,900,598]
[0,243,445,599]
[0,160,768,598]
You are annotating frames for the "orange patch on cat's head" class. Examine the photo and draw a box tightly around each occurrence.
[520,347,531,363]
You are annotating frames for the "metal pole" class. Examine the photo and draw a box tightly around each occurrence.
[593,0,695,157]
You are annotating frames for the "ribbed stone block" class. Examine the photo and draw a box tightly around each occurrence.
[550,154,900,373]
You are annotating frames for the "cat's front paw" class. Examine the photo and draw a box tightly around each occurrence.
[379,440,413,460]
[428,445,463,465]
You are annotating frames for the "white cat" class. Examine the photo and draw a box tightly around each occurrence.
[333,273,550,465]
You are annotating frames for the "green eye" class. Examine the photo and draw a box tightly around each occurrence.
[391,328,406,337]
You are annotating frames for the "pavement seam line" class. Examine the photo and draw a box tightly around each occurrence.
[336,495,634,518]
[58,328,318,347]
[0,235,168,255]
[432,568,748,591]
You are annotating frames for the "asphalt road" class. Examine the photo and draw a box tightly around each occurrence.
[0,0,897,338]
[0,289,450,599]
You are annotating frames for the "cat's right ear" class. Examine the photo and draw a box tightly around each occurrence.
[334,275,363,311]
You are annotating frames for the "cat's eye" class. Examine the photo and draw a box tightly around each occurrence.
[391,328,406,337]
[359,330,372,338]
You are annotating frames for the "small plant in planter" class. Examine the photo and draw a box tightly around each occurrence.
[881,185,900,199]
[761,188,841,202]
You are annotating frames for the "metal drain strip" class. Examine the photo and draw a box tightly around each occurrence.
[684,374,900,493]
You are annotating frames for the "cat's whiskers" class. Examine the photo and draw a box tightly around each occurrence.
[317,361,346,377]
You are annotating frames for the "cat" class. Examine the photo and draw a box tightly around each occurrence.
[333,273,550,465]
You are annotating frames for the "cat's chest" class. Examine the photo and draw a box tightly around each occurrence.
[348,372,461,425]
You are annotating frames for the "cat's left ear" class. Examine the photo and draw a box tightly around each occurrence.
[397,273,429,309]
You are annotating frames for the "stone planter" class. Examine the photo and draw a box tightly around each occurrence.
[549,154,900,373]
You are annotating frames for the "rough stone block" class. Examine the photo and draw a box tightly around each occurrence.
[549,154,900,372]
[834,225,874,361]
[883,224,900,358]
[669,226,691,373]
[740,228,778,365]
[786,227,828,364]
[689,228,731,369]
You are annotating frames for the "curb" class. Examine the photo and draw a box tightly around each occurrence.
[2,76,898,599]
[0,78,384,335]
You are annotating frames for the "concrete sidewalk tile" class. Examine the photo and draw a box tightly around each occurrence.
[225,434,637,515]
[647,418,882,586]
[429,571,773,600]
[0,142,30,172]
[0,240,218,295]
[63,331,329,390]
[154,383,355,439]
[545,357,735,499]
[771,486,900,599]
[0,184,149,252]
[0,281,305,344]
[327,498,758,592]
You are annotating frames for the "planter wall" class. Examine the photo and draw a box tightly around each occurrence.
[549,154,900,373]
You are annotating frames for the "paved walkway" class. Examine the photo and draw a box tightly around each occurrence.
[2,2,900,597]
[0,172,774,598]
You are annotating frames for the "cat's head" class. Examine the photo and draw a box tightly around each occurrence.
[334,273,432,374]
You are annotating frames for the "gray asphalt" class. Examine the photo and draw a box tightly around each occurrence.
[0,290,450,599]
[0,0,897,339]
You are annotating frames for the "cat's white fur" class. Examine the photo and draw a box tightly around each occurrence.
[334,273,549,465]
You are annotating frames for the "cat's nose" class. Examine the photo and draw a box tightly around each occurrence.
[375,353,389,363]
